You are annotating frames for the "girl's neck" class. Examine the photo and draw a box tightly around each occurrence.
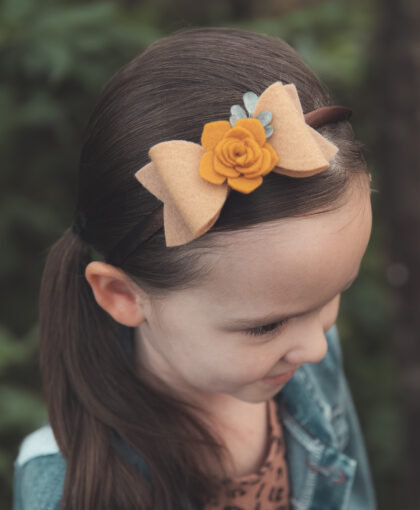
[205,399,270,479]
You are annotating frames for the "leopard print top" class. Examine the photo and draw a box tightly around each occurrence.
[203,398,290,510]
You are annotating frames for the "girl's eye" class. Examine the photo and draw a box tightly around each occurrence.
[246,319,289,337]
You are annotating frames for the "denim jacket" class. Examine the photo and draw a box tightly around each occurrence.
[13,324,377,510]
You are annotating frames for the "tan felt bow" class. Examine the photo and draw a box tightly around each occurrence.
[135,81,338,247]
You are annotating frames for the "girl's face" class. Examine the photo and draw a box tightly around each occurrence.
[135,177,372,409]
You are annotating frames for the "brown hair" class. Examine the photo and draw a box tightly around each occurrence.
[39,27,367,510]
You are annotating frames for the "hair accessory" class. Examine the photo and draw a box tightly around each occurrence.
[134,81,351,247]
[105,81,352,265]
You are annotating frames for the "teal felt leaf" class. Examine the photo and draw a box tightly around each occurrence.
[265,125,274,138]
[230,104,247,127]
[256,110,272,127]
[243,91,259,116]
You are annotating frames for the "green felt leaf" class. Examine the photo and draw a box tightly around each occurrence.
[243,91,259,116]
[229,104,247,127]
[256,110,272,127]
[264,125,274,139]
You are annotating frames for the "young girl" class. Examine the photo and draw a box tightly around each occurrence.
[13,27,377,510]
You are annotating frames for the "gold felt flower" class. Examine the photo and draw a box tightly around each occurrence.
[199,118,279,194]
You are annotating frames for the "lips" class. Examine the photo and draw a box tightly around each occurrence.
[262,368,299,386]
[265,366,300,379]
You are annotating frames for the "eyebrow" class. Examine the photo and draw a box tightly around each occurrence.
[224,273,359,329]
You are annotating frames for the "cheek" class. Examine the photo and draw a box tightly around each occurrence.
[198,342,271,389]
[320,295,341,332]
[219,343,276,385]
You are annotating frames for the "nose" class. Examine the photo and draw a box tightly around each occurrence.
[282,324,328,366]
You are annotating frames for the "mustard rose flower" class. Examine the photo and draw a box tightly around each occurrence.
[199,118,279,194]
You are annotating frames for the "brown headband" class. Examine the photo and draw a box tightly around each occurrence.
[105,104,352,266]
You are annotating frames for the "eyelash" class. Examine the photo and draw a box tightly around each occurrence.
[246,319,289,337]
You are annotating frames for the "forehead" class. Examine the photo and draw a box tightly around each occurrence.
[194,182,372,316]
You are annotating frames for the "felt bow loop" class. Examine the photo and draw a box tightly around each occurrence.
[253,82,338,175]
[135,81,339,247]
[134,141,228,247]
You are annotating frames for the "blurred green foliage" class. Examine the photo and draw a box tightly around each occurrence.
[1,0,397,508]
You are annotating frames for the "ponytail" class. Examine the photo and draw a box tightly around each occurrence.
[40,228,94,452]
[39,229,151,508]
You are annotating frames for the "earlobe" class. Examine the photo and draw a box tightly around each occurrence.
[84,261,146,327]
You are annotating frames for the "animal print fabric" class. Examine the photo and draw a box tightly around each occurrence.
[204,398,290,510]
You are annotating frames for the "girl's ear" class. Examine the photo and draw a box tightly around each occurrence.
[84,261,147,327]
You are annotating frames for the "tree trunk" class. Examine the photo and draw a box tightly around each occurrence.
[372,1,420,508]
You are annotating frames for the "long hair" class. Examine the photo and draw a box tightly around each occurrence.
[39,27,368,510]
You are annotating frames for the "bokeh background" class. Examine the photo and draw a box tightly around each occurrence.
[2,0,419,508]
